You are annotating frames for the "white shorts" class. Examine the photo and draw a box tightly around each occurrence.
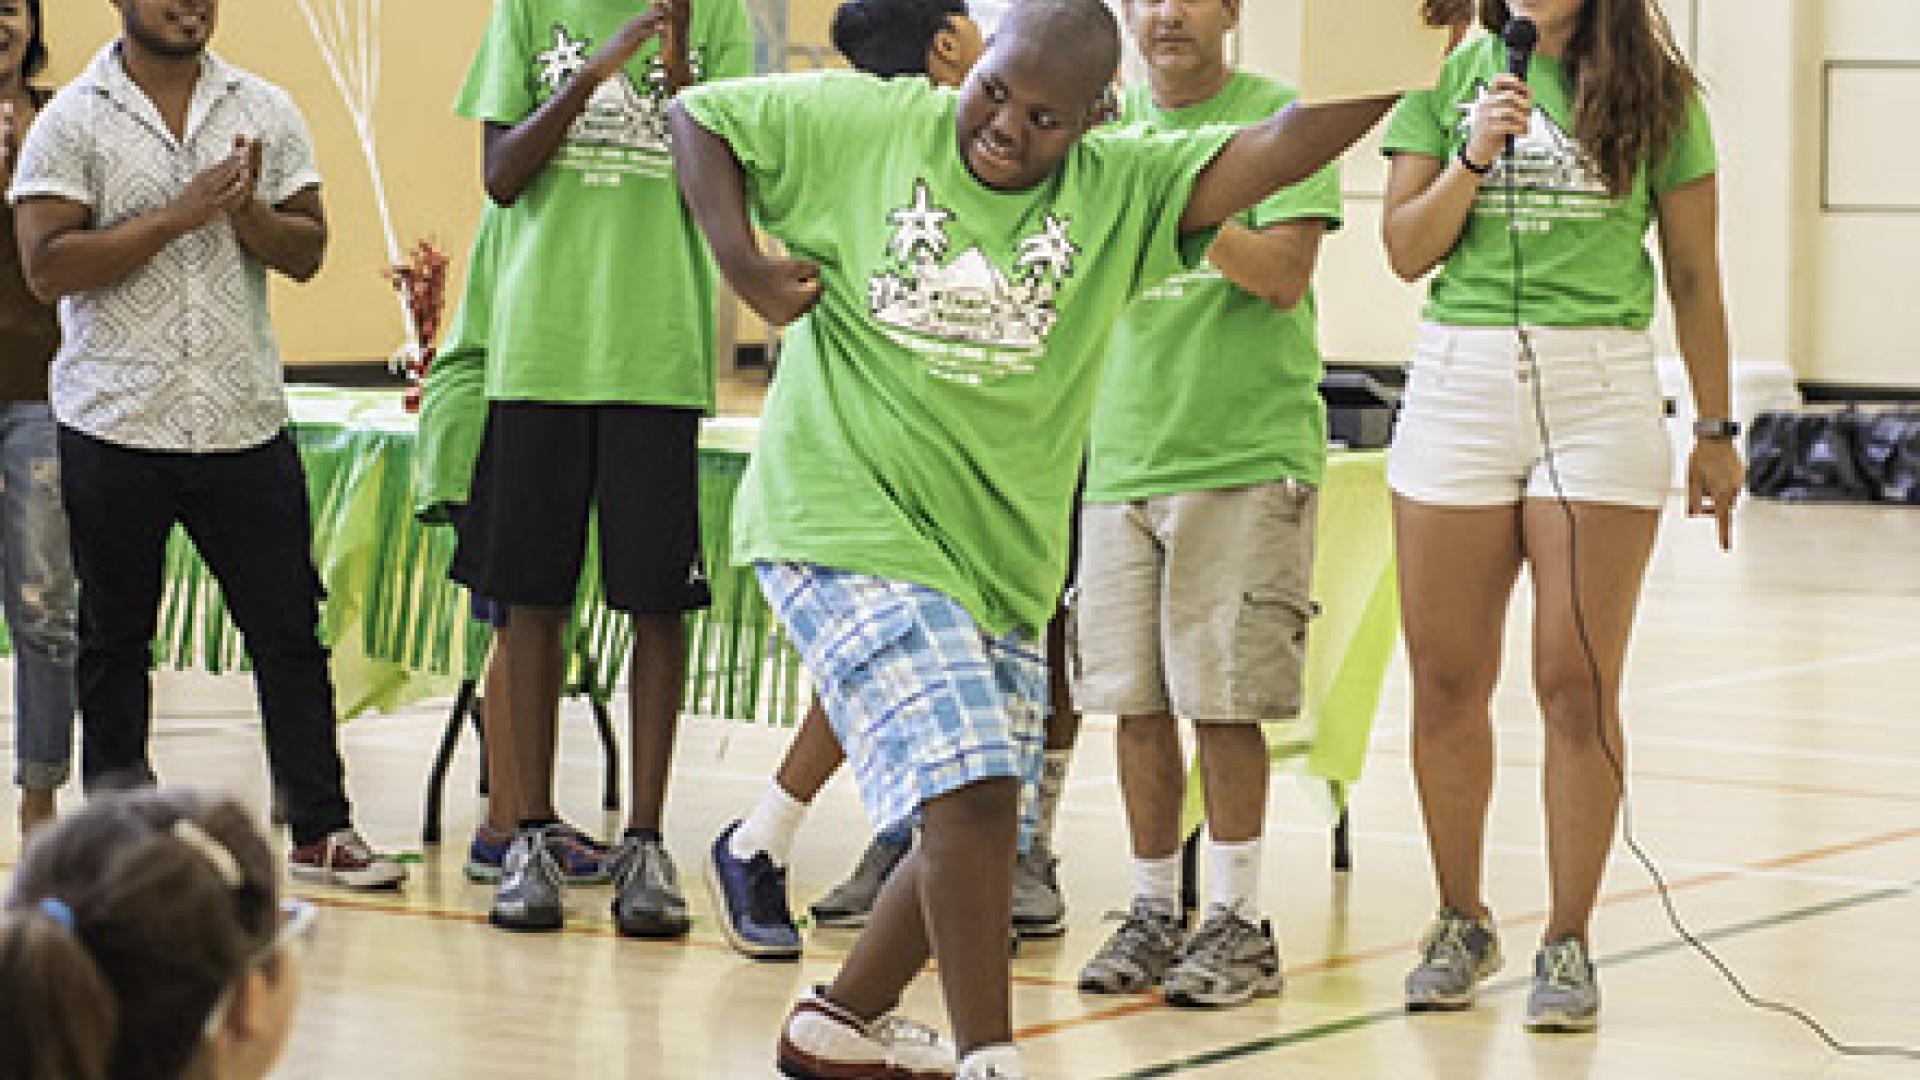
[1387,323,1672,509]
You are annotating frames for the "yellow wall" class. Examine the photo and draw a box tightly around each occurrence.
[45,2,494,365]
[47,2,1917,388]
[1242,0,1918,390]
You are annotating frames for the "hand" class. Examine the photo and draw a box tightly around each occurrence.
[1687,437,1744,551]
[1465,74,1531,168]
[583,3,671,84]
[0,102,16,176]
[731,252,823,327]
[238,134,264,189]
[1423,0,1475,50]
[169,145,254,232]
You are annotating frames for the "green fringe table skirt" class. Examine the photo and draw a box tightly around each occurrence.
[137,387,1397,806]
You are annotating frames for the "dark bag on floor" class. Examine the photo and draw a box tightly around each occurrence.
[1858,410,1920,505]
[1745,409,1876,502]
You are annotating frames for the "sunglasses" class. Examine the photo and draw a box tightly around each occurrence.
[201,899,320,1039]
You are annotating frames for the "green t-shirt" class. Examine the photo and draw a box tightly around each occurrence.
[1381,35,1716,329]
[1087,73,1342,503]
[416,204,499,522]
[680,72,1234,634]
[456,0,753,406]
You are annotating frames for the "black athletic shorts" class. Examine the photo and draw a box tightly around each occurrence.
[451,402,712,616]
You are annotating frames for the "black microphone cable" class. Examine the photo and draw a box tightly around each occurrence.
[1498,108,1920,1061]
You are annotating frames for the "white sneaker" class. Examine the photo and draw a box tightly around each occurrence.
[957,1043,1026,1079]
[776,987,955,1079]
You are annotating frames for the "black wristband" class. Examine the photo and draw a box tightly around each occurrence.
[1457,144,1494,176]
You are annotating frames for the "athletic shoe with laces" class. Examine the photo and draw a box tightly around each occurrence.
[464,821,610,884]
[1405,906,1504,1011]
[608,833,691,939]
[810,831,911,929]
[287,828,408,890]
[955,1043,1026,1079]
[776,985,955,1079]
[489,826,565,931]
[707,820,802,960]
[1010,842,1065,939]
[1525,937,1601,1033]
[1161,903,1284,1008]
[1077,897,1187,994]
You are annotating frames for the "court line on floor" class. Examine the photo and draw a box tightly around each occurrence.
[1106,881,1914,1078]
[1354,741,1920,809]
[7,823,1911,1016]
[1010,825,1920,1044]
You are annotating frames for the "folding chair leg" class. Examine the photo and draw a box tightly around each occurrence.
[423,679,479,845]
[1179,826,1202,920]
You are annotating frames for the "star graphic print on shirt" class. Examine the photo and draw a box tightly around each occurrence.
[454,0,754,407]
[533,23,709,182]
[867,180,1082,383]
[1381,35,1716,329]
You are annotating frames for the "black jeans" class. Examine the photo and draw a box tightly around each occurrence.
[58,427,351,844]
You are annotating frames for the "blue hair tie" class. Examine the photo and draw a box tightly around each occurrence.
[37,897,75,932]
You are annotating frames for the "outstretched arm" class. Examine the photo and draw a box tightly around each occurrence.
[1184,0,1471,234]
[666,101,820,326]
[1180,97,1394,235]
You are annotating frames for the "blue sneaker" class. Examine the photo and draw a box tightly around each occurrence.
[465,822,610,885]
[704,820,802,961]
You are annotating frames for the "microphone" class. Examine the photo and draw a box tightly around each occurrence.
[1502,17,1537,156]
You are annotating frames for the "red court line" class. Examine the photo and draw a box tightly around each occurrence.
[1009,824,1920,1042]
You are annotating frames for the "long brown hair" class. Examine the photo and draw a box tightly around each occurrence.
[1480,0,1699,196]
[0,790,281,1080]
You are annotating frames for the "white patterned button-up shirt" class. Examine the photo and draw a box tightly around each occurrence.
[9,45,322,453]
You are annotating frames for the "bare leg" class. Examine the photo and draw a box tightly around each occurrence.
[479,637,520,832]
[627,613,688,834]
[825,851,931,1017]
[826,778,1020,1056]
[1194,722,1267,845]
[1043,611,1080,753]
[1521,499,1659,943]
[773,696,844,802]
[1117,713,1185,861]
[18,788,55,836]
[1393,497,1526,920]
[500,607,567,824]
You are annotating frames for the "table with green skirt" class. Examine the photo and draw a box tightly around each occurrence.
[146,386,1399,842]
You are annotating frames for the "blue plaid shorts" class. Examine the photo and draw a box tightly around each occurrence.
[755,562,1047,850]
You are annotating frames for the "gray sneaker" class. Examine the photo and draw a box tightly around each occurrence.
[1162,904,1284,1008]
[608,834,691,939]
[1405,907,1504,1011]
[1525,937,1600,1033]
[489,827,565,932]
[809,832,911,929]
[1078,898,1187,994]
[1011,843,1066,939]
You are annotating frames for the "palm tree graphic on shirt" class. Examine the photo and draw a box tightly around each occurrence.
[534,24,703,154]
[869,180,1079,357]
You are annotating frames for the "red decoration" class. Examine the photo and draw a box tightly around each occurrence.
[382,240,451,413]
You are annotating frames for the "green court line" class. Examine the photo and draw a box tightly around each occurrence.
[1109,884,1913,1079]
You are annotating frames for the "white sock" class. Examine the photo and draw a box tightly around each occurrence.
[730,781,808,866]
[1205,835,1263,916]
[1034,748,1072,849]
[959,1042,1025,1078]
[1131,852,1182,913]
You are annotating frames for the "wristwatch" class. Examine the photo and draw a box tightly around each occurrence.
[1692,417,1741,440]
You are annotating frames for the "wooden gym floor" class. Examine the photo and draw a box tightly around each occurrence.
[2,494,1916,1078]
